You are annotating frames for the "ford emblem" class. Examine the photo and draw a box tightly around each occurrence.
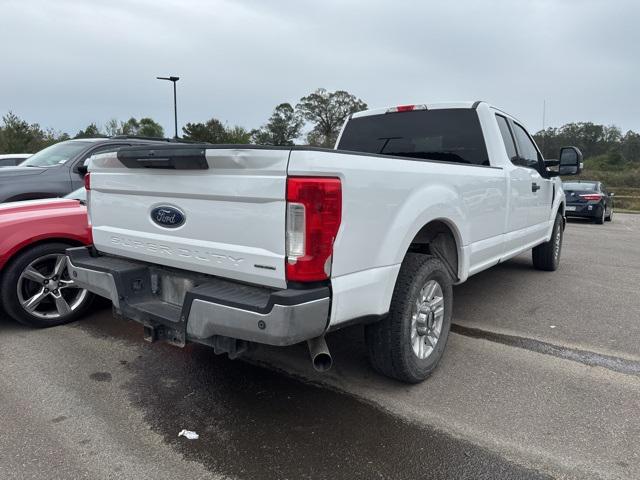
[150,206,185,228]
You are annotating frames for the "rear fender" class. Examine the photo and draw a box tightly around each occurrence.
[383,184,467,272]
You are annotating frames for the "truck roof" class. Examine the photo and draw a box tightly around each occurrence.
[349,101,527,129]
[352,101,483,119]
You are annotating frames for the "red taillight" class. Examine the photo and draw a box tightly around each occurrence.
[84,173,91,190]
[579,193,602,201]
[286,177,342,282]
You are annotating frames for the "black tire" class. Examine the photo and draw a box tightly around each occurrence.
[365,253,453,383]
[0,242,94,328]
[532,213,563,271]
[606,208,613,222]
[595,206,605,224]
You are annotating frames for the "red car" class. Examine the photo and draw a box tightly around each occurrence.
[0,188,93,327]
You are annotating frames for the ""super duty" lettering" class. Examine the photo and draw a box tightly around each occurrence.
[110,236,244,267]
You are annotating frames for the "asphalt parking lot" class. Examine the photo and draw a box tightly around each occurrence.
[1,214,638,480]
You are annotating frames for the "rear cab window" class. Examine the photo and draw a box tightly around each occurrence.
[337,109,490,166]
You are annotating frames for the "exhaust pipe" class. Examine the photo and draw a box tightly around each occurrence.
[307,336,332,372]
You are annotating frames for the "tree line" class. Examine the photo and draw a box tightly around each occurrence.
[1,89,639,173]
[534,123,640,170]
[0,88,367,153]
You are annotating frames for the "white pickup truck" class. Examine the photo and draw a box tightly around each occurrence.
[67,101,582,383]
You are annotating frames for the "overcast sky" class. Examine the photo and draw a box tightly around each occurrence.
[1,0,639,138]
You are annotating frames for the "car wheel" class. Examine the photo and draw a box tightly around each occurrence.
[532,213,563,271]
[606,208,613,222]
[0,242,94,328]
[595,206,605,224]
[365,253,452,383]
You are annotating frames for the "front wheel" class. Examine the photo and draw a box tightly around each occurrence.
[365,253,453,383]
[532,213,563,271]
[0,243,94,328]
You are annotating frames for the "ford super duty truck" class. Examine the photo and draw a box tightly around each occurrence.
[66,101,582,383]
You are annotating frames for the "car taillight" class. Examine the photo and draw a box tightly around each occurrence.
[84,173,91,190]
[579,193,602,201]
[286,177,342,282]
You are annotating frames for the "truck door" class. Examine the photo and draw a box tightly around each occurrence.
[495,114,531,238]
[511,122,553,238]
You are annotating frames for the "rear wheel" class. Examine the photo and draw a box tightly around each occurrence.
[606,208,613,222]
[532,213,563,271]
[365,253,452,383]
[0,243,94,328]
[595,206,605,224]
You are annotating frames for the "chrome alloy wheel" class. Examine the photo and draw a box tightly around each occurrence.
[17,254,89,320]
[410,280,444,360]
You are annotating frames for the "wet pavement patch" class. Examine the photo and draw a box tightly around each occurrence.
[116,341,550,480]
[452,324,640,377]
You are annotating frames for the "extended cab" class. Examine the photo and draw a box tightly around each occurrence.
[67,101,582,383]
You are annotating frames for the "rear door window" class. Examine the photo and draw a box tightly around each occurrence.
[337,109,490,166]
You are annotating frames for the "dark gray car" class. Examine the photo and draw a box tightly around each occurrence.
[0,137,168,203]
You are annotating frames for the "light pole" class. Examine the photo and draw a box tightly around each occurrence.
[156,76,180,138]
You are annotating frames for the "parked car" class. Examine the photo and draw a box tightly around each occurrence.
[0,153,31,167]
[0,137,172,203]
[0,188,93,327]
[562,180,614,224]
[66,101,582,383]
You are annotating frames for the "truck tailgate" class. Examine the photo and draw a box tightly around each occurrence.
[88,145,290,289]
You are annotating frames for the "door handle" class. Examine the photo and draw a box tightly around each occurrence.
[532,182,541,192]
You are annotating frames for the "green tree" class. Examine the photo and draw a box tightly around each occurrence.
[252,103,303,146]
[136,118,164,138]
[224,125,251,144]
[121,117,140,136]
[182,118,227,143]
[0,112,66,153]
[104,118,123,137]
[182,118,249,144]
[0,112,33,152]
[75,123,102,138]
[296,88,367,147]
[622,131,640,165]
[107,117,165,138]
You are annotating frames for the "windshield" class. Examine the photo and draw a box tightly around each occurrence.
[64,188,86,202]
[21,141,90,167]
[563,182,597,191]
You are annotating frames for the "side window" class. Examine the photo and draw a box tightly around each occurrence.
[495,115,518,163]
[512,123,542,170]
